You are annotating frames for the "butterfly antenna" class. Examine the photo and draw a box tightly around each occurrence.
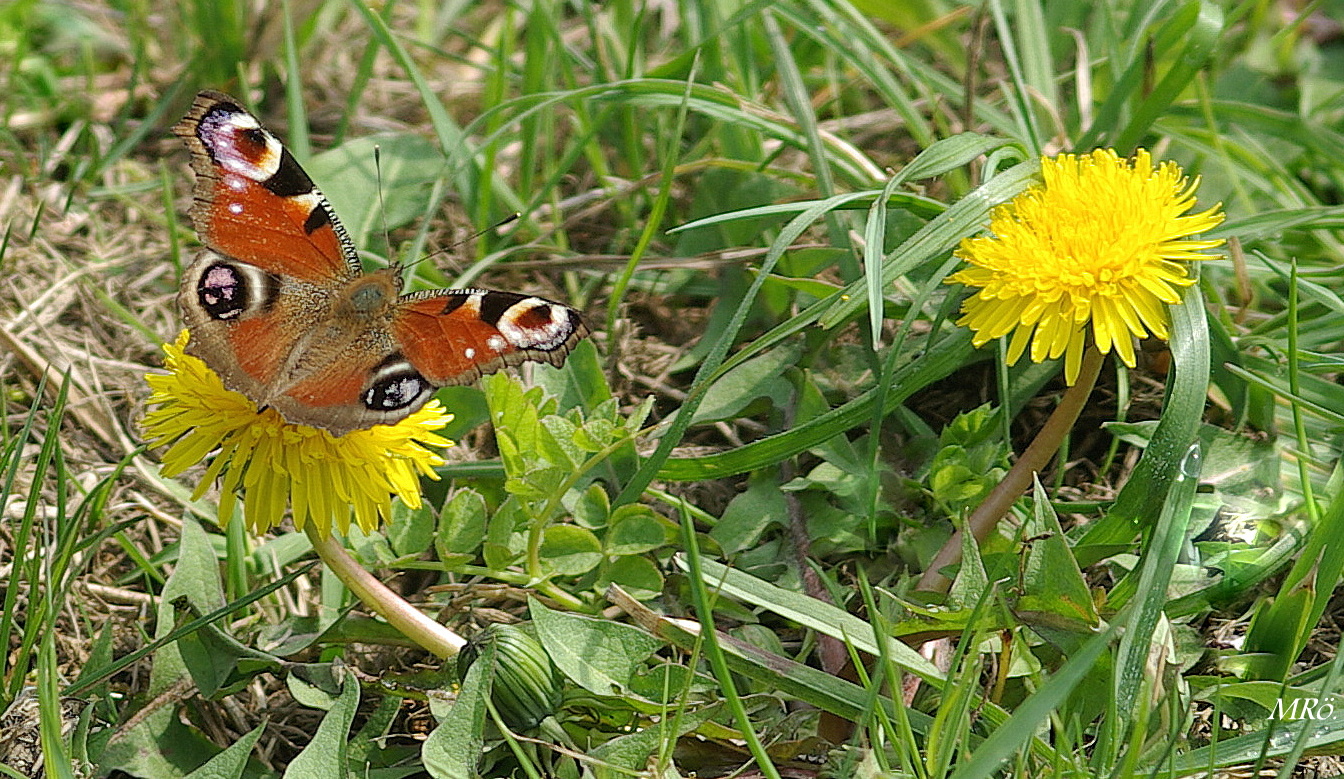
[374,144,395,268]
[405,213,522,271]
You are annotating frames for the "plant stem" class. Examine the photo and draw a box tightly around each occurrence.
[306,525,466,658]
[916,346,1106,595]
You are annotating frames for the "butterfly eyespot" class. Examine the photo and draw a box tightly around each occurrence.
[364,364,432,412]
[193,259,276,321]
[197,263,248,320]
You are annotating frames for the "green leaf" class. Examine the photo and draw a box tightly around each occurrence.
[483,497,527,571]
[98,520,228,775]
[95,712,220,778]
[711,473,788,554]
[174,600,279,699]
[684,558,944,684]
[286,664,346,709]
[436,488,487,566]
[820,159,1041,327]
[1194,679,1306,714]
[589,704,721,772]
[539,414,584,468]
[1075,283,1210,564]
[640,601,934,732]
[657,328,976,480]
[1242,586,1315,681]
[691,346,798,424]
[310,133,442,249]
[1110,1,1225,153]
[604,504,667,556]
[539,525,603,576]
[530,599,662,696]
[505,465,568,501]
[598,555,665,599]
[946,626,1117,779]
[1159,706,1344,773]
[573,416,620,452]
[1014,480,1101,630]
[1110,442,1202,751]
[182,725,263,779]
[423,642,492,779]
[283,664,359,779]
[485,373,572,473]
[949,516,990,607]
[388,500,435,558]
[571,483,610,529]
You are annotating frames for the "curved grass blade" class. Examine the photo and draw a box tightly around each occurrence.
[1074,282,1211,565]
[656,328,974,480]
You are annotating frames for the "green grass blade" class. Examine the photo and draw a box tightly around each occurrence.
[656,328,974,480]
[683,557,944,684]
[1074,283,1211,564]
[945,625,1117,779]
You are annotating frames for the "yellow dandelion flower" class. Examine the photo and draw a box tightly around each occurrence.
[946,148,1224,383]
[141,333,453,537]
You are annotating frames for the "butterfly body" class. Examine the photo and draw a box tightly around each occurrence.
[174,91,587,436]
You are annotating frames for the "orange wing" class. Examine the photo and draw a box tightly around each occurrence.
[393,289,588,385]
[174,91,359,284]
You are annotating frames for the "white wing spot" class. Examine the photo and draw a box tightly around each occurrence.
[487,335,507,353]
[291,191,323,213]
[464,347,476,359]
[228,203,244,214]
[498,299,570,350]
[211,114,283,180]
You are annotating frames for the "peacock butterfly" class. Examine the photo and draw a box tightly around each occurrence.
[173,90,587,436]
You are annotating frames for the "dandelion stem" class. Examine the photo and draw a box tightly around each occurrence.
[306,525,466,658]
[916,345,1106,594]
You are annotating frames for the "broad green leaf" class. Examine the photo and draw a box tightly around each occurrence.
[175,602,279,700]
[437,488,487,565]
[949,516,990,607]
[540,525,603,576]
[530,599,661,696]
[483,496,528,571]
[539,414,584,468]
[309,133,442,249]
[388,500,435,558]
[604,505,667,556]
[286,663,345,710]
[691,346,798,425]
[423,642,492,779]
[283,665,359,778]
[182,725,263,779]
[571,483,611,529]
[598,555,665,599]
[711,472,788,554]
